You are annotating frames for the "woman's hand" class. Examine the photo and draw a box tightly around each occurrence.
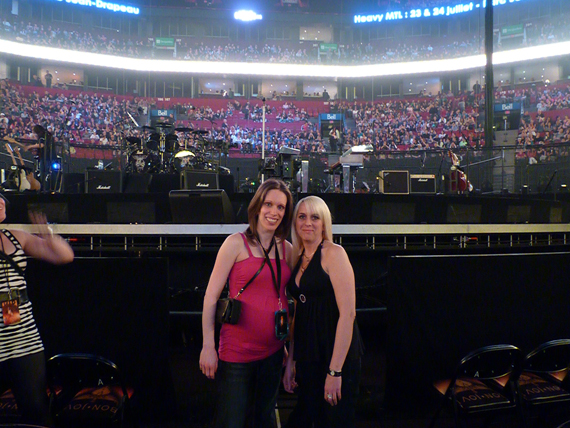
[28,211,52,236]
[324,375,342,406]
[283,358,297,393]
[199,346,218,380]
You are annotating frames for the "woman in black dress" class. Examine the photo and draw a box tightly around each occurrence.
[283,195,363,428]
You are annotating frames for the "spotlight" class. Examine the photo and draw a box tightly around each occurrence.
[51,161,61,171]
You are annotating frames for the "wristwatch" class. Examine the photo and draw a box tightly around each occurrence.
[328,369,342,377]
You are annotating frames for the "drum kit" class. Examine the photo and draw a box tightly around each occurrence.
[124,124,219,174]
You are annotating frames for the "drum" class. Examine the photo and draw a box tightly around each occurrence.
[146,134,160,152]
[165,134,179,152]
[173,149,196,172]
[128,149,160,174]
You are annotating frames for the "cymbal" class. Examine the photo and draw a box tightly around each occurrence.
[175,127,192,132]
[192,130,209,135]
[175,150,196,159]
[155,123,173,128]
[141,125,155,131]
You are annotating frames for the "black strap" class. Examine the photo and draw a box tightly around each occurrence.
[0,231,26,279]
[261,237,281,300]
[234,238,274,299]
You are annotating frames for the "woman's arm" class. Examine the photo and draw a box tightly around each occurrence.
[199,233,242,379]
[283,300,297,393]
[12,212,74,265]
[322,242,357,405]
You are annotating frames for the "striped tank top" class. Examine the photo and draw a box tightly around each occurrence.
[0,229,44,362]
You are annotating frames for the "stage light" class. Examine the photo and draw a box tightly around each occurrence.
[51,161,61,171]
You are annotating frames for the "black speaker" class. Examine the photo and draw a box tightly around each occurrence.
[125,174,152,193]
[85,170,123,193]
[149,173,180,193]
[181,170,219,190]
[379,171,409,194]
[169,190,235,224]
[61,173,84,194]
[107,201,156,224]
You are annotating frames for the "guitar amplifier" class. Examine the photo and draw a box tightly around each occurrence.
[410,174,436,194]
[181,170,219,190]
[379,171,409,195]
[85,170,123,193]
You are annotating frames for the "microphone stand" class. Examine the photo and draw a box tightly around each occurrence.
[436,150,446,194]
[542,169,557,199]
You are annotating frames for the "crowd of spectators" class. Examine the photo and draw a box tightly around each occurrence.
[1,79,570,165]
[1,8,569,67]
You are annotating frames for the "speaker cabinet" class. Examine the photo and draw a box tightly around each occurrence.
[85,170,123,194]
[379,171,409,195]
[181,170,219,190]
[410,174,436,194]
[125,174,151,193]
[169,190,234,224]
[61,173,85,194]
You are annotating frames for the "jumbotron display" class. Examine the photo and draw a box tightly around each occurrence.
[53,0,140,15]
[354,0,527,24]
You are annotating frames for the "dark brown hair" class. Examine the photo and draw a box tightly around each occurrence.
[245,178,293,243]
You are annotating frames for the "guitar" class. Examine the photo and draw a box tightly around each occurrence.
[5,142,41,191]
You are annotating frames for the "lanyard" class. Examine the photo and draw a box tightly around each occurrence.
[261,237,283,310]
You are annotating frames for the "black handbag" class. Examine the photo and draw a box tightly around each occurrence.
[215,297,242,325]
[215,241,271,324]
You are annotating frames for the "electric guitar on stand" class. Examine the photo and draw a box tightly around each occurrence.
[5,141,41,191]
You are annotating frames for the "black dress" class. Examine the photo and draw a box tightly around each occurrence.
[286,242,363,428]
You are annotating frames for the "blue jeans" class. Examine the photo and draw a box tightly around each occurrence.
[215,348,284,428]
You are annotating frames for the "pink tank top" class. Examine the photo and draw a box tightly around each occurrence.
[219,233,291,363]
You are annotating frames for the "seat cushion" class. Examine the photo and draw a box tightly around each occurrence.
[452,377,511,411]
[519,372,570,404]
[59,385,126,419]
[0,389,19,416]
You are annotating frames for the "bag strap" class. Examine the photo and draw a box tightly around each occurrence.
[234,238,274,299]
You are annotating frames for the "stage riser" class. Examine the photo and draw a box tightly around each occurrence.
[4,192,569,225]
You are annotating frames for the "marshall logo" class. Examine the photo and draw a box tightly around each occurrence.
[97,185,112,190]
[196,182,210,188]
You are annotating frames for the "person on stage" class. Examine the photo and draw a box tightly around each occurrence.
[283,195,363,428]
[199,178,294,428]
[26,125,57,191]
[0,194,75,426]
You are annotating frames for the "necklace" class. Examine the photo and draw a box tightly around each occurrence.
[299,249,316,274]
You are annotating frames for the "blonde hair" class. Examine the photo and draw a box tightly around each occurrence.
[291,196,333,261]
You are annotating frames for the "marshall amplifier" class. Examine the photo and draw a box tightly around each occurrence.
[181,170,219,190]
[410,174,436,194]
[379,170,409,195]
[85,170,123,194]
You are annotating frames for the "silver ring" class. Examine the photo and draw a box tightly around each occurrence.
[327,394,332,399]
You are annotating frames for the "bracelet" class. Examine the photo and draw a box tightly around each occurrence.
[327,369,342,377]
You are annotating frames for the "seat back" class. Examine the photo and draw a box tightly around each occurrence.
[47,353,126,393]
[524,339,570,376]
[47,353,130,424]
[456,344,523,382]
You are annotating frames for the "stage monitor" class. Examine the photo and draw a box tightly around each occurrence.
[372,201,415,224]
[107,201,156,224]
[169,189,235,224]
[446,203,482,224]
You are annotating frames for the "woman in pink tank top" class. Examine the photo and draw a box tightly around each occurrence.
[200,178,294,428]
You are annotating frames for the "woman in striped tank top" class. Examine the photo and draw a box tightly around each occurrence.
[0,194,74,425]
